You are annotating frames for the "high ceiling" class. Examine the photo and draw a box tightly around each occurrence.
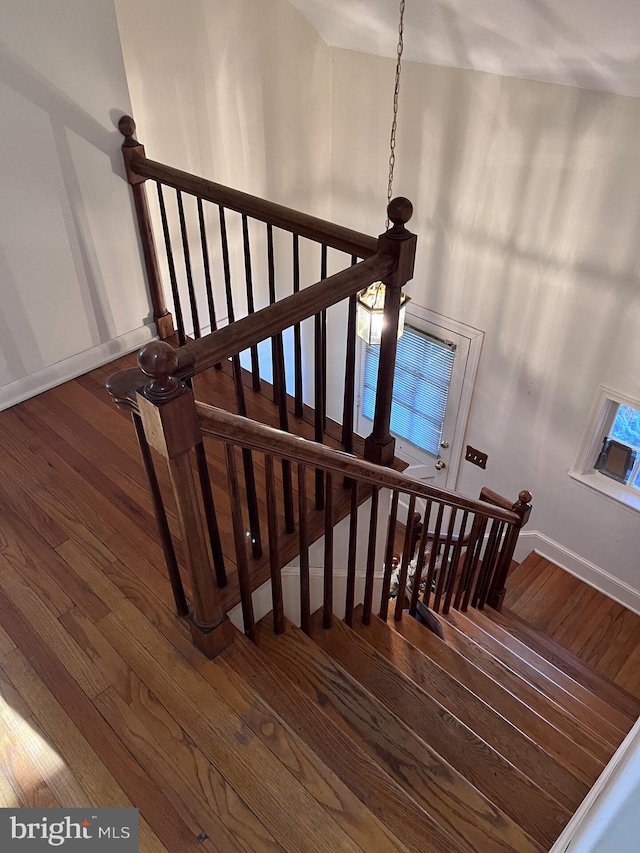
[289,0,640,98]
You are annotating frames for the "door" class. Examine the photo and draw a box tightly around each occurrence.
[356,306,483,491]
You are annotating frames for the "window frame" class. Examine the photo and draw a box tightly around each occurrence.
[569,386,640,514]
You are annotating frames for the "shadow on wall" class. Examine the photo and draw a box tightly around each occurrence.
[0,38,141,384]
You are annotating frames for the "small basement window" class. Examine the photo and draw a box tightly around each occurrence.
[570,389,640,513]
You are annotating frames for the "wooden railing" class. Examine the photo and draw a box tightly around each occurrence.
[109,340,530,655]
[119,114,414,462]
[109,115,531,658]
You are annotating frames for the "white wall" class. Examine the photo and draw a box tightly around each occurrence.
[114,0,331,217]
[0,0,154,410]
[330,49,640,595]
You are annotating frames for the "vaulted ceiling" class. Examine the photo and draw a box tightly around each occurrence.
[290,0,640,98]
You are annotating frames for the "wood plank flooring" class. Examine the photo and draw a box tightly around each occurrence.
[1,354,640,849]
[0,353,406,851]
[504,554,640,698]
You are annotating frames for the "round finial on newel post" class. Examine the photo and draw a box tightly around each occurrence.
[513,489,533,527]
[138,341,182,402]
[118,115,139,148]
[387,197,413,236]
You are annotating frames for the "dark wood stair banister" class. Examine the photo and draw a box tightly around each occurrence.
[117,114,414,467]
[106,253,395,406]
[109,341,529,657]
[120,117,378,259]
[195,400,520,523]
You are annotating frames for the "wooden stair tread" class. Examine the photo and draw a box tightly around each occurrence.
[435,610,617,763]
[387,608,604,786]
[309,610,570,850]
[351,606,589,813]
[456,605,635,735]
[255,615,543,853]
[492,605,640,721]
[217,630,458,853]
[442,608,628,748]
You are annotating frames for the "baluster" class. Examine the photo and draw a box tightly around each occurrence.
[292,235,303,418]
[361,487,380,626]
[132,413,187,616]
[422,503,445,610]
[320,244,328,430]
[118,116,174,339]
[242,214,261,391]
[394,496,417,620]
[344,481,360,627]
[378,491,399,621]
[224,442,256,641]
[341,256,358,452]
[472,518,503,609]
[459,515,488,611]
[242,448,263,559]
[409,499,433,617]
[176,190,201,338]
[298,463,311,634]
[443,510,469,614]
[194,441,226,587]
[265,455,284,634]
[314,309,325,509]
[197,198,218,337]
[267,225,283,403]
[267,226,294,532]
[478,521,506,609]
[218,206,261,555]
[487,491,532,610]
[156,183,186,345]
[364,198,417,466]
[323,471,334,629]
[135,342,232,657]
[433,508,458,613]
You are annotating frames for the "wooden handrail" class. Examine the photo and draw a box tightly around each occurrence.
[196,401,520,525]
[106,253,395,407]
[179,253,394,376]
[128,153,379,258]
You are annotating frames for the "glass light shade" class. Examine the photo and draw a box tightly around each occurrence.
[356,282,410,345]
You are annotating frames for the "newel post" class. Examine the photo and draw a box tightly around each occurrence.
[119,115,174,340]
[364,197,417,466]
[136,341,233,657]
[488,490,533,611]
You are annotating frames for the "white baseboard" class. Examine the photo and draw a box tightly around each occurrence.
[0,323,156,411]
[514,530,640,617]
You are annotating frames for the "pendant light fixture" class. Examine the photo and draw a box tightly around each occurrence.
[356,0,410,345]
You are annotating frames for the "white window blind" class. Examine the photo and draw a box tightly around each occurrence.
[362,325,456,456]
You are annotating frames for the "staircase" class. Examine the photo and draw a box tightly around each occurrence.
[106,118,640,850]
[197,584,637,852]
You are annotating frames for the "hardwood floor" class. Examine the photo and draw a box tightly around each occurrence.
[504,554,640,698]
[1,354,640,850]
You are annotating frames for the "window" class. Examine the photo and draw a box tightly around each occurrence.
[361,325,456,456]
[570,389,640,513]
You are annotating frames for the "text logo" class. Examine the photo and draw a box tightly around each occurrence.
[0,808,138,850]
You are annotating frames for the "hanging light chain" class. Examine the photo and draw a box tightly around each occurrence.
[386,0,406,227]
